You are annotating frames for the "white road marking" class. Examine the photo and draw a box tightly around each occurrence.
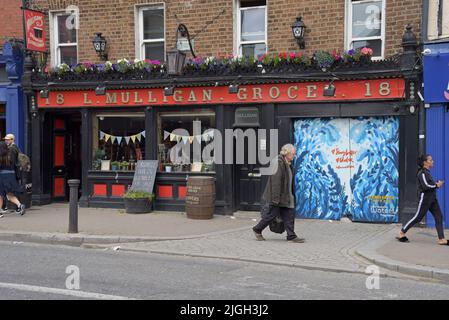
[0,282,136,300]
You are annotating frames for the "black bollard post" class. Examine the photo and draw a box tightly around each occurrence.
[68,179,80,233]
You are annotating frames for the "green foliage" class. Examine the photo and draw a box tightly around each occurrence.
[123,190,155,200]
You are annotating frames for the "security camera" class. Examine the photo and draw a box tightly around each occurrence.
[422,48,431,55]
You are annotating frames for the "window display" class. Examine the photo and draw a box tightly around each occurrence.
[158,110,216,173]
[92,113,145,171]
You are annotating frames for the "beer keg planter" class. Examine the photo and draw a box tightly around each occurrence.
[185,176,215,219]
[123,190,155,214]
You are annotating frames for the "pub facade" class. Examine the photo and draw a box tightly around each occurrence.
[24,0,423,223]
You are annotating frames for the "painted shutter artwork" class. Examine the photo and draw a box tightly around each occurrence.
[293,116,399,222]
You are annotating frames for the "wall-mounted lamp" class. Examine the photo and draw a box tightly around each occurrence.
[167,24,196,75]
[92,33,108,61]
[39,88,49,98]
[291,16,306,49]
[95,84,106,95]
[228,76,242,94]
[164,86,175,96]
[323,81,336,97]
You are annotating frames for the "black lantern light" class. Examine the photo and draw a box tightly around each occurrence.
[92,33,108,61]
[167,48,186,75]
[166,24,196,75]
[291,16,306,49]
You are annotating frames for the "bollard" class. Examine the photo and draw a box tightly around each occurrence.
[68,179,80,233]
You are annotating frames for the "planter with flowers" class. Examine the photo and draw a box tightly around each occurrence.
[123,190,155,214]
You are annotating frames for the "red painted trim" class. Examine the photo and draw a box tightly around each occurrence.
[53,177,65,197]
[111,184,126,197]
[54,136,65,166]
[178,185,187,199]
[54,119,65,130]
[93,184,107,196]
[37,78,406,108]
[158,185,173,199]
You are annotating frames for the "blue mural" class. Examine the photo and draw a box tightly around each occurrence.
[293,116,399,223]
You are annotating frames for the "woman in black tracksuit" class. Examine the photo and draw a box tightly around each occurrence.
[397,154,448,245]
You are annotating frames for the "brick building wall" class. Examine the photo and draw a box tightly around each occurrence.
[31,0,421,65]
[0,0,23,42]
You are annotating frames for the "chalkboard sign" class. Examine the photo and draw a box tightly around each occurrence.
[130,160,159,193]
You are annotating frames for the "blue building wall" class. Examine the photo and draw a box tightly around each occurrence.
[0,41,25,150]
[423,43,449,229]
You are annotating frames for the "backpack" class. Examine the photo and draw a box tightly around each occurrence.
[17,152,31,172]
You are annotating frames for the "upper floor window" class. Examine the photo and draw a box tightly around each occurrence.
[50,12,78,66]
[136,6,165,62]
[427,0,449,40]
[237,0,267,58]
[347,0,385,59]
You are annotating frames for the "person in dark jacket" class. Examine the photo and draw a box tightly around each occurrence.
[2,134,20,212]
[0,141,25,217]
[397,154,448,245]
[252,144,305,243]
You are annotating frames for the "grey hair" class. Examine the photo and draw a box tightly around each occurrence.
[280,143,296,156]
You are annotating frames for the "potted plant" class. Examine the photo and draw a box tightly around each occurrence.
[123,190,155,214]
[111,161,120,171]
[164,163,173,172]
[120,161,130,171]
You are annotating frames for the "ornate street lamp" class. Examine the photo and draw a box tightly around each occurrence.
[291,16,306,49]
[92,32,108,61]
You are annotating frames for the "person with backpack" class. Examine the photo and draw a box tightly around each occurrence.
[397,154,448,245]
[0,141,25,217]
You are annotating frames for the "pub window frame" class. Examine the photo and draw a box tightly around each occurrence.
[91,112,146,172]
[345,0,385,59]
[49,11,79,66]
[235,0,267,58]
[135,3,166,62]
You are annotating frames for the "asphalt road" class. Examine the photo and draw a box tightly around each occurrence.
[0,241,448,301]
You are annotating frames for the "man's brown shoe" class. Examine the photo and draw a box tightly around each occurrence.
[288,237,305,243]
[253,230,265,241]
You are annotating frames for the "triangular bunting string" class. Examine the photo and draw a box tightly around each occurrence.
[131,135,136,143]
[104,134,110,142]
[100,131,105,140]
[117,136,123,145]
[136,133,142,142]
[164,131,170,140]
[141,131,146,138]
[125,136,130,145]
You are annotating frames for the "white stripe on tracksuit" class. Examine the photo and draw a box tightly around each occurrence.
[421,173,437,189]
[403,192,425,232]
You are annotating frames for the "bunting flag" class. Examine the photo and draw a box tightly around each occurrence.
[99,131,146,146]
[164,131,170,140]
[188,136,194,144]
[182,136,188,144]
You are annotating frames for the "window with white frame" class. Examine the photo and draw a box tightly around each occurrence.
[347,0,385,58]
[51,12,78,66]
[137,6,165,62]
[427,0,449,40]
[237,0,267,58]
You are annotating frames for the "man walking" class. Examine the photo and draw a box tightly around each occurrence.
[2,134,20,213]
[252,144,305,243]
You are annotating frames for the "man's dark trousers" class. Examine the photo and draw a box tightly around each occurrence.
[253,206,297,240]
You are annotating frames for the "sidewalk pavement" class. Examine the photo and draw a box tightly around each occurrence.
[0,203,448,283]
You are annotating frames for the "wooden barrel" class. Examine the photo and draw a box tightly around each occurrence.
[185,176,215,219]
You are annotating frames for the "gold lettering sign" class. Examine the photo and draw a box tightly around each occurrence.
[269,86,280,99]
[306,85,317,98]
[237,88,248,100]
[121,92,130,104]
[106,92,117,104]
[202,89,212,102]
[287,86,298,99]
[173,90,183,102]
[56,94,64,105]
[188,90,197,102]
[83,93,92,105]
[252,87,263,100]
[134,91,143,103]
